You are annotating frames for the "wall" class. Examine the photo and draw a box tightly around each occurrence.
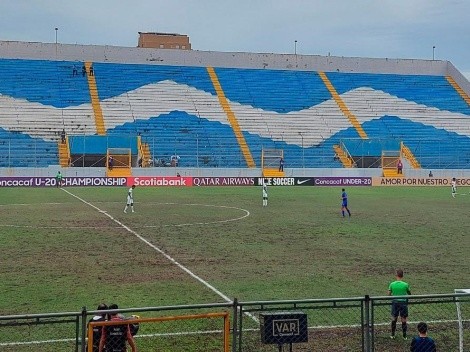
[0,40,453,76]
[1,167,469,178]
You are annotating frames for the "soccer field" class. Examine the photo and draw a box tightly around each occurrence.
[0,185,469,315]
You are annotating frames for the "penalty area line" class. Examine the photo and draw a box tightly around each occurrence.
[60,188,234,305]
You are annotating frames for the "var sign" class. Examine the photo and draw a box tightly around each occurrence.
[260,312,308,344]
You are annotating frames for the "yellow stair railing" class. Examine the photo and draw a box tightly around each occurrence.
[401,142,421,169]
[58,136,70,167]
[207,67,255,168]
[333,144,354,168]
[446,76,470,106]
[319,72,368,139]
[85,62,106,136]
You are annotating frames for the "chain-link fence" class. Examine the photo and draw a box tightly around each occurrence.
[1,294,469,352]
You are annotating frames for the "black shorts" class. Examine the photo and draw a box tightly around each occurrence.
[391,301,408,318]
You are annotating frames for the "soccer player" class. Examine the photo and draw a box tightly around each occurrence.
[124,185,135,213]
[451,177,457,198]
[262,179,268,207]
[341,188,351,217]
[388,269,411,339]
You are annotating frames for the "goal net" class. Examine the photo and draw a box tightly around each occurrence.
[107,148,131,169]
[455,289,470,352]
[262,148,283,170]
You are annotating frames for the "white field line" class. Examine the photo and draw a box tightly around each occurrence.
[61,188,234,303]
[0,202,250,229]
[60,189,259,324]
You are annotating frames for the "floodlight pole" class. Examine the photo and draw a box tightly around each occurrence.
[294,40,297,55]
[432,46,435,60]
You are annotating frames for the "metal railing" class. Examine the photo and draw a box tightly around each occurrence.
[1,293,469,351]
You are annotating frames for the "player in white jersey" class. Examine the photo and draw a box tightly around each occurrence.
[124,185,136,213]
[451,177,456,198]
[262,179,268,207]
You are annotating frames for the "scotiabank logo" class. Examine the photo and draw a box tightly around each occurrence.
[130,177,192,187]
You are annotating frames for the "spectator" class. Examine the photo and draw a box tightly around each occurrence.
[88,303,108,352]
[89,65,94,76]
[176,172,181,177]
[279,157,284,172]
[170,154,180,167]
[138,158,142,167]
[428,171,433,177]
[108,156,114,170]
[82,65,87,77]
[410,322,436,352]
[72,65,78,76]
[388,269,411,339]
[334,152,339,161]
[61,128,66,144]
[397,159,403,174]
[99,304,137,352]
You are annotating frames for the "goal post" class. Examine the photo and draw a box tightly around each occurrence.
[261,148,283,170]
[88,312,230,352]
[107,148,132,169]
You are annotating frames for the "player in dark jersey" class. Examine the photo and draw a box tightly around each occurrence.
[341,188,351,217]
[99,304,137,352]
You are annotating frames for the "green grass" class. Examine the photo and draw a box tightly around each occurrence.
[0,185,469,315]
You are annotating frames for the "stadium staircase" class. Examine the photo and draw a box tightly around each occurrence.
[333,144,354,168]
[207,67,256,168]
[2,56,470,169]
[58,136,70,167]
[85,61,106,136]
[446,76,470,107]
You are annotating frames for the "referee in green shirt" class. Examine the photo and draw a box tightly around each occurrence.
[388,269,411,339]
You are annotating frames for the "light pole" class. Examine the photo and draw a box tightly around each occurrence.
[55,27,58,44]
[432,46,435,60]
[294,40,297,55]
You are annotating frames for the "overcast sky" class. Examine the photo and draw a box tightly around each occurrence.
[1,0,469,78]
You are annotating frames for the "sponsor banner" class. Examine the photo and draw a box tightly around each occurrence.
[193,177,255,186]
[256,177,315,186]
[372,177,470,186]
[0,177,127,187]
[314,177,372,186]
[130,176,193,187]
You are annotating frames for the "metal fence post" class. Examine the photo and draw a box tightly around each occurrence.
[231,298,238,352]
[80,306,87,352]
[364,295,371,352]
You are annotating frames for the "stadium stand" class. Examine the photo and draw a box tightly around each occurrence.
[1,42,470,169]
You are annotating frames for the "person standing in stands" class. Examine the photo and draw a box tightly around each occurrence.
[397,159,403,174]
[61,128,66,144]
[88,303,108,352]
[108,156,114,170]
[279,157,284,172]
[388,269,411,340]
[99,304,137,352]
[82,64,87,77]
[89,65,94,76]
